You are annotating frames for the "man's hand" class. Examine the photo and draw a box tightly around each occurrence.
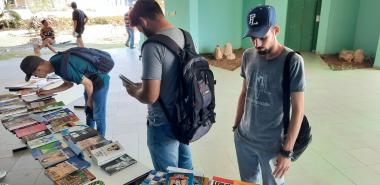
[125,83,142,97]
[273,155,291,178]
[86,99,93,110]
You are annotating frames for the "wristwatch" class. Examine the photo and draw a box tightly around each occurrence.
[280,148,294,159]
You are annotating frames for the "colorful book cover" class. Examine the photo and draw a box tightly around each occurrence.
[0,104,26,113]
[15,123,47,138]
[89,141,126,166]
[194,176,209,185]
[100,154,137,175]
[140,170,167,185]
[50,114,79,127]
[42,108,77,122]
[31,141,63,159]
[27,134,58,149]
[38,149,69,168]
[0,98,23,107]
[66,156,91,170]
[3,114,37,131]
[232,180,259,185]
[211,176,234,185]
[0,106,27,118]
[49,121,77,133]
[165,173,194,185]
[39,101,65,112]
[54,169,96,185]
[27,98,56,109]
[45,161,78,181]
[76,135,106,151]
[22,129,52,143]
[67,127,99,143]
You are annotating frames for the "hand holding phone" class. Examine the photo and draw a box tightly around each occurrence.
[119,74,137,87]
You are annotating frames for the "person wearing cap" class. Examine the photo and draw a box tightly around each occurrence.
[233,5,305,185]
[19,55,110,137]
[124,0,193,172]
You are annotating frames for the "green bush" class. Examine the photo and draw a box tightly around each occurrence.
[0,10,22,29]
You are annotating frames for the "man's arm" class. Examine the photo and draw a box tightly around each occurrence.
[126,79,160,104]
[283,92,304,151]
[38,81,73,95]
[73,20,77,31]
[233,79,247,131]
[273,91,304,178]
[81,76,93,108]
[84,14,89,24]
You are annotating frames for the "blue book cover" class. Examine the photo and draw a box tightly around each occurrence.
[140,170,167,185]
[31,141,62,159]
[67,156,91,170]
[165,172,194,185]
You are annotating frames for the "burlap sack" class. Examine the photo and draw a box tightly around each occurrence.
[353,49,365,63]
[339,49,354,63]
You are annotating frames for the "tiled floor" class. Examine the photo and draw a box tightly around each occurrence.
[1,48,380,185]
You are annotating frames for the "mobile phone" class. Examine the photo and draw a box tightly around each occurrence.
[119,74,136,86]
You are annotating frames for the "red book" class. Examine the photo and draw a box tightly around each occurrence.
[212,176,234,185]
[15,123,47,138]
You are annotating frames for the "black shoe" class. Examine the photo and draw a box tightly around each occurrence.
[125,43,129,47]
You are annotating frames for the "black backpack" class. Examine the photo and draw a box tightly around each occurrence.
[51,47,114,90]
[283,52,312,161]
[142,29,216,144]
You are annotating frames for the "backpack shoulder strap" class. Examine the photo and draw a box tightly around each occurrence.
[141,34,183,58]
[282,51,297,134]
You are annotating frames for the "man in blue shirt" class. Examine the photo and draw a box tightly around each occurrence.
[20,54,110,136]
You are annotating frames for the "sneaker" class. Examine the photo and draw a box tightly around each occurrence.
[125,43,130,47]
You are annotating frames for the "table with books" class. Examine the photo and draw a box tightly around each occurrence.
[0,93,151,185]
[1,82,260,185]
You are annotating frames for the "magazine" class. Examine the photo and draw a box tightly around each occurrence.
[89,141,127,166]
[22,129,52,143]
[15,123,47,138]
[140,170,167,185]
[27,134,58,149]
[54,169,96,185]
[100,154,137,175]
[45,161,78,181]
[165,173,194,185]
[31,141,63,159]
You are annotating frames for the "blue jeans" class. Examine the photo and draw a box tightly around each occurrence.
[234,131,285,185]
[147,122,193,172]
[84,79,109,137]
[126,27,134,47]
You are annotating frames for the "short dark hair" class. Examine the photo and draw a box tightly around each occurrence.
[71,2,77,9]
[41,19,47,24]
[129,0,164,26]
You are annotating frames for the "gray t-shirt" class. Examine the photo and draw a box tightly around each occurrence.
[237,47,306,153]
[141,28,185,126]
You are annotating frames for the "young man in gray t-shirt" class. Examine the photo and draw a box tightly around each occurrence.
[234,5,306,185]
[125,0,192,172]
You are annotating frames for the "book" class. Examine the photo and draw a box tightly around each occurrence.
[54,169,96,185]
[89,141,127,166]
[65,127,99,143]
[76,135,106,151]
[0,98,24,107]
[22,129,52,143]
[27,134,58,149]
[15,123,47,138]
[42,108,77,122]
[0,106,28,118]
[100,153,137,175]
[211,176,234,185]
[165,173,194,185]
[3,114,38,131]
[49,121,77,133]
[36,101,65,112]
[66,156,91,170]
[0,93,19,103]
[38,149,70,168]
[27,98,56,109]
[232,180,259,185]
[194,176,209,185]
[21,94,55,103]
[140,170,167,185]
[31,141,63,159]
[45,161,78,181]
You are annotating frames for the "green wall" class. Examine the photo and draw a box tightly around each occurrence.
[241,0,265,49]
[265,0,288,44]
[354,0,380,57]
[198,0,243,53]
[165,0,190,31]
[316,0,359,54]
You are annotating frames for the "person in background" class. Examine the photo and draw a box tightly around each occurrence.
[71,1,88,47]
[34,19,57,56]
[124,6,135,48]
